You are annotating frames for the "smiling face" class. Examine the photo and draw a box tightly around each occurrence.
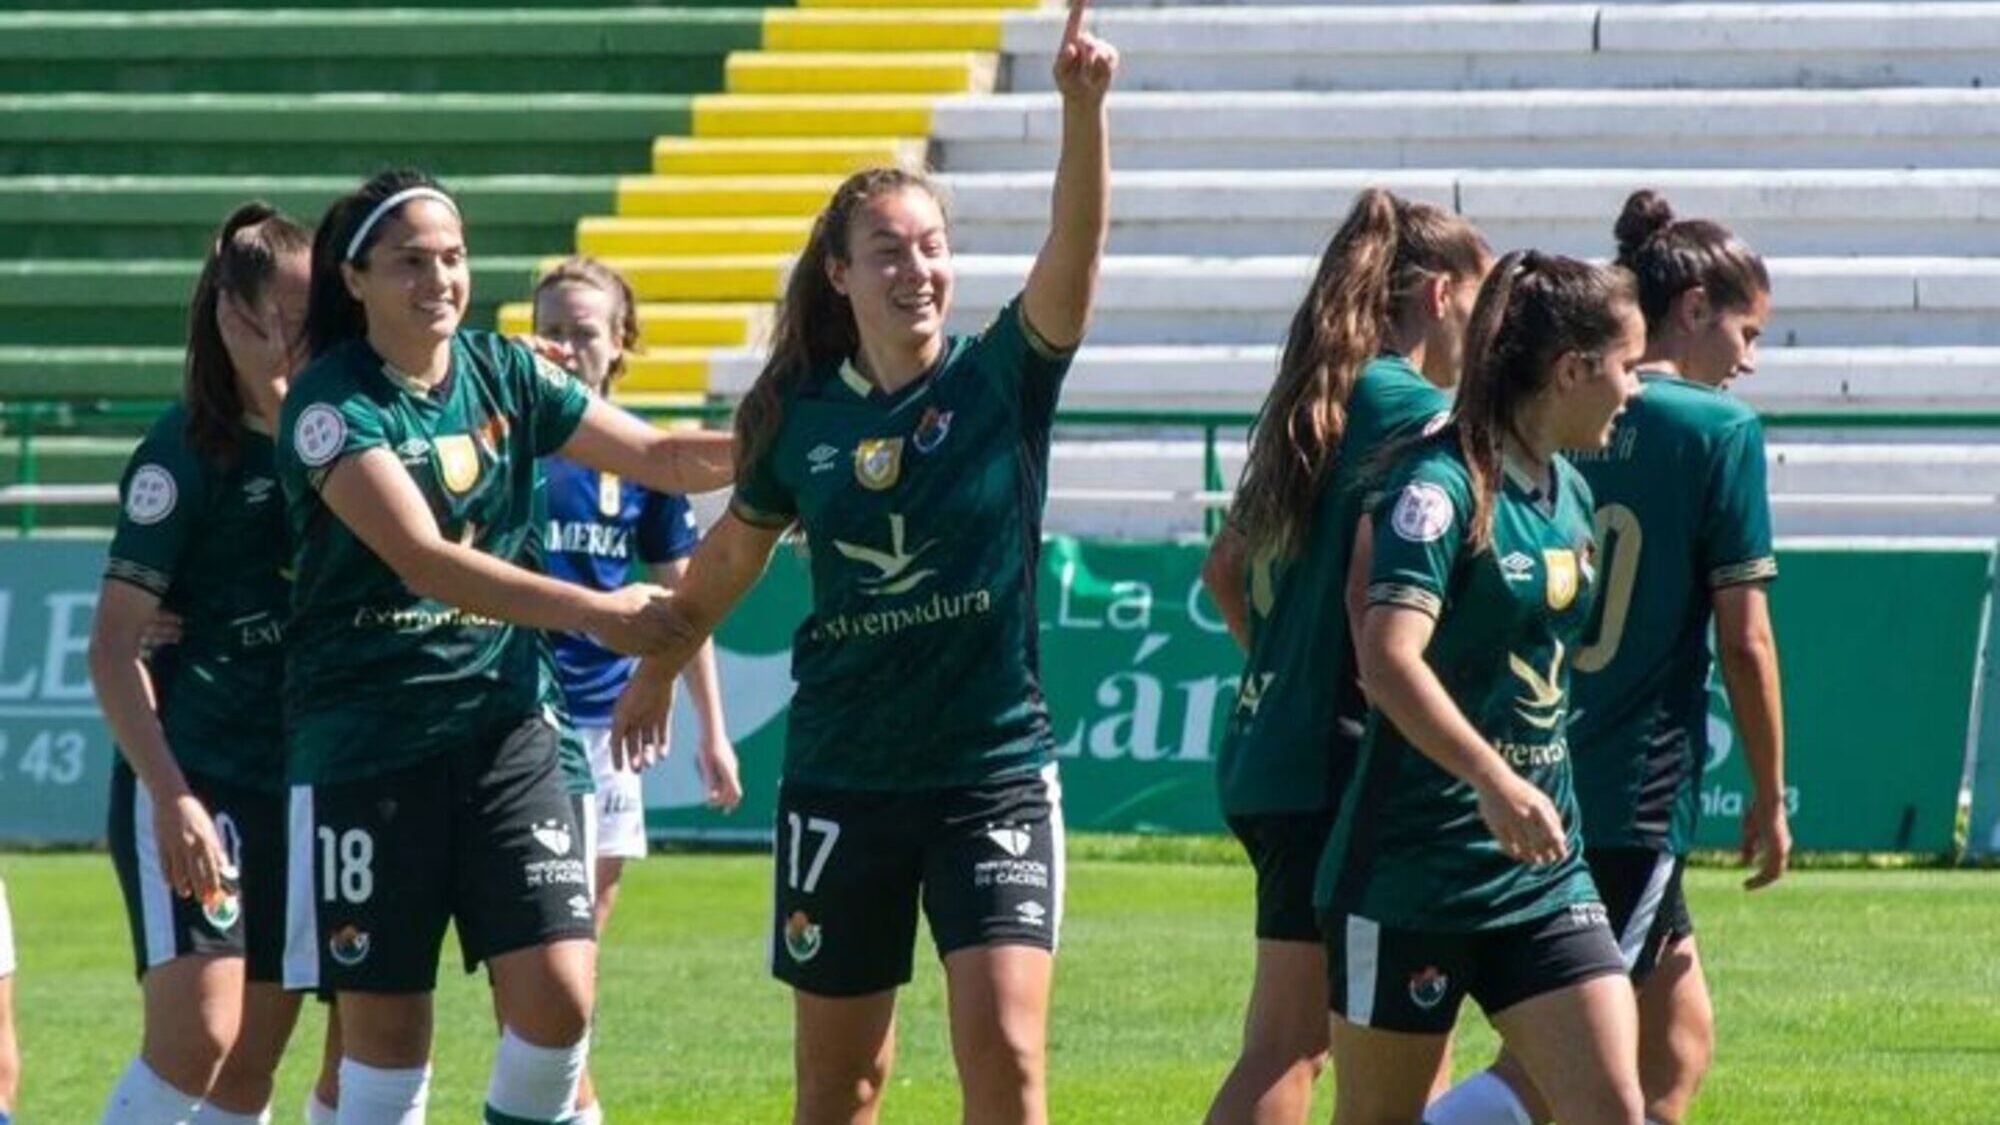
[533,281,623,393]
[826,185,954,359]
[1555,303,1648,451]
[340,197,469,353]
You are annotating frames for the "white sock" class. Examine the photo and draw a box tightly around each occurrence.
[484,1028,588,1123]
[193,1103,272,1124]
[305,1093,338,1125]
[335,1059,429,1125]
[101,1058,204,1125]
[1426,1070,1533,1125]
[569,1105,603,1125]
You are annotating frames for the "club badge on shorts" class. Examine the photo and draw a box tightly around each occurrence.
[1544,548,1579,611]
[784,910,823,963]
[854,438,904,491]
[434,434,481,494]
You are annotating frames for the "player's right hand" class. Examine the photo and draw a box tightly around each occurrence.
[1475,771,1568,867]
[591,582,685,657]
[154,790,228,901]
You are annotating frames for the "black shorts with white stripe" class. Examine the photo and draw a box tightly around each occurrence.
[1584,847,1693,984]
[108,759,288,982]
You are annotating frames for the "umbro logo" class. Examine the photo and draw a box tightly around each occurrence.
[807,444,840,474]
[1500,552,1536,582]
[1015,901,1047,927]
[396,436,432,464]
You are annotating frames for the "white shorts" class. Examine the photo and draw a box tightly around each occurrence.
[583,726,648,860]
[0,877,14,977]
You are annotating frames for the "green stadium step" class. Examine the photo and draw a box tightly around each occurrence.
[0,347,179,400]
[0,10,763,94]
[0,175,615,257]
[0,93,695,175]
[0,436,139,486]
[0,259,541,346]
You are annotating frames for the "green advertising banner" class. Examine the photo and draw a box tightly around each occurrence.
[0,536,1989,853]
[1961,556,2000,859]
[654,538,1995,855]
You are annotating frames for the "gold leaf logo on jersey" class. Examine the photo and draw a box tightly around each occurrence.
[1508,639,1567,731]
[598,473,622,518]
[854,437,904,492]
[434,434,480,494]
[1543,548,1579,611]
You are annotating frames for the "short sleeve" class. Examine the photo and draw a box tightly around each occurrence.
[977,293,1077,431]
[512,343,591,458]
[285,381,389,493]
[104,420,208,598]
[1700,418,1778,589]
[1365,456,1470,620]
[730,430,797,529]
[638,490,700,563]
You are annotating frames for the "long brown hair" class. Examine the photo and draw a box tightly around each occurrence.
[735,167,946,477]
[533,256,643,386]
[1228,189,1488,555]
[1452,251,1638,551]
[184,202,311,465]
[1613,189,1769,335]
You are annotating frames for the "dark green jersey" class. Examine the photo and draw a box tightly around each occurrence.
[276,330,590,784]
[732,295,1073,790]
[1217,355,1450,815]
[104,405,289,792]
[1318,436,1601,931]
[1570,374,1777,854]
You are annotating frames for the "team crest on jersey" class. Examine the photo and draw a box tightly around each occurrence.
[124,464,177,525]
[913,407,954,454]
[1408,966,1450,1010]
[784,910,823,963]
[854,437,904,491]
[434,434,481,494]
[598,473,623,517]
[329,925,371,967]
[1543,548,1580,610]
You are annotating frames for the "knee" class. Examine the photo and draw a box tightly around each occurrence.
[148,1013,235,1087]
[798,1054,891,1119]
[1242,1019,1330,1079]
[956,1018,1045,1100]
[1647,1011,1714,1122]
[510,988,592,1047]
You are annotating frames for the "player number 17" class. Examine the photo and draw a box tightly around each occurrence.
[785,813,841,895]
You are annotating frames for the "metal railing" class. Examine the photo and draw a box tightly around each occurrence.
[6,398,2000,536]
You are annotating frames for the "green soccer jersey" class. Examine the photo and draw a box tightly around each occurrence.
[1569,374,1777,854]
[731,295,1074,791]
[1317,436,1601,931]
[104,405,289,792]
[1217,355,1450,815]
[276,330,590,785]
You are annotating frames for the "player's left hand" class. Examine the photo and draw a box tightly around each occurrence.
[697,733,743,813]
[1742,789,1791,890]
[138,609,184,659]
[610,658,676,772]
[516,333,578,373]
[1052,0,1118,106]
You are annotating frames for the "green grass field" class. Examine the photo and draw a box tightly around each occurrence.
[7,848,1997,1122]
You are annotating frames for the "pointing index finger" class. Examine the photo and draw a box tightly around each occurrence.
[1063,0,1087,47]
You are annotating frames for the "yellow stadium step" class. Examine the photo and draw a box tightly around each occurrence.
[763,10,1007,52]
[726,52,996,95]
[615,174,843,218]
[547,255,792,302]
[579,216,813,258]
[618,351,712,395]
[497,301,767,349]
[691,94,934,138]
[796,0,1037,9]
[652,136,924,176]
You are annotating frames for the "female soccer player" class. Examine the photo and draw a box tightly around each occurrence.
[89,203,313,1124]
[608,9,1115,1122]
[1198,189,1490,1125]
[1429,194,1786,1125]
[276,169,731,1125]
[0,875,15,1124]
[1319,252,1647,1125]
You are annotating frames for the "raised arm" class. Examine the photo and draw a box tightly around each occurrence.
[318,448,670,654]
[1021,0,1118,349]
[558,398,735,497]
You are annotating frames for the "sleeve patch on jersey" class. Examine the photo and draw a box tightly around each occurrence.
[104,557,171,597]
[533,352,576,392]
[1420,411,1451,437]
[293,403,347,468]
[123,464,177,525]
[1390,481,1454,544]
[1366,582,1443,618]
[729,494,795,531]
[1710,557,1778,589]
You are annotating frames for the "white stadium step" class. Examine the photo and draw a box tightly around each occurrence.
[1003,4,2000,92]
[940,169,2000,257]
[930,89,2000,171]
[706,346,2000,414]
[880,254,2000,347]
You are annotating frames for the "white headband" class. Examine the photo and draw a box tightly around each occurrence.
[344,187,459,263]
